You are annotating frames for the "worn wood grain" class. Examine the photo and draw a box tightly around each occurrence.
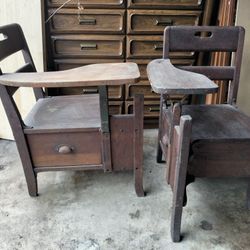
[24,95,101,131]
[182,104,250,141]
[0,62,140,87]
[147,59,218,95]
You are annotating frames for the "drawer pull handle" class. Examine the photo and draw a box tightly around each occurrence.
[80,43,97,50]
[149,107,160,112]
[56,145,73,154]
[155,19,173,26]
[79,18,96,25]
[83,88,98,94]
[154,44,163,51]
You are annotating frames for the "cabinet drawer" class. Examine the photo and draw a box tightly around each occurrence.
[51,35,125,58]
[109,101,124,114]
[27,131,102,167]
[47,0,125,8]
[53,59,123,70]
[56,85,124,100]
[127,35,194,59]
[126,100,160,118]
[126,80,159,100]
[127,10,201,34]
[127,0,203,9]
[48,9,125,34]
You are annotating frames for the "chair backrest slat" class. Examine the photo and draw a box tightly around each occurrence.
[179,66,235,81]
[164,26,242,54]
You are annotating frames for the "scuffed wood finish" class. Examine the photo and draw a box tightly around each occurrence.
[147,59,218,95]
[51,34,125,59]
[48,9,125,34]
[24,95,101,132]
[182,104,250,141]
[127,9,201,34]
[133,94,145,197]
[27,131,102,167]
[153,25,248,242]
[0,62,140,88]
[0,23,144,197]
[127,0,203,9]
[171,115,192,242]
[47,0,125,8]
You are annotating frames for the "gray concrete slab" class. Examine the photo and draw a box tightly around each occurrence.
[0,130,249,250]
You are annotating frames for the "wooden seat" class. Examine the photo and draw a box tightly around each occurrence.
[0,23,145,197]
[24,95,101,131]
[182,104,250,141]
[147,26,248,242]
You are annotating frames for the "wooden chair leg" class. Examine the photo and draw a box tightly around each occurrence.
[166,103,181,184]
[247,181,250,210]
[170,115,192,242]
[16,136,38,197]
[157,94,164,163]
[134,94,145,197]
[0,84,38,197]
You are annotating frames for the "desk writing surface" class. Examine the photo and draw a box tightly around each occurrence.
[0,63,140,88]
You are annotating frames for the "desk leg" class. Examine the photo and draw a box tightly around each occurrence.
[134,94,145,197]
[99,85,112,172]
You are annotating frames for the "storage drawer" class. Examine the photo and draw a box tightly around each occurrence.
[109,101,124,114]
[47,0,125,8]
[27,131,102,167]
[127,35,194,59]
[56,85,124,100]
[53,59,124,71]
[51,35,125,58]
[48,9,125,34]
[127,10,201,34]
[126,80,159,100]
[127,0,203,9]
[126,100,160,118]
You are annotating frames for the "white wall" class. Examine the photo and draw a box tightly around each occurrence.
[0,0,43,139]
[236,1,250,115]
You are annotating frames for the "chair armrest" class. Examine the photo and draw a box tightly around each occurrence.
[147,59,218,95]
[0,63,140,88]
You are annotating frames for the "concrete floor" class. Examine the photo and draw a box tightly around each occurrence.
[0,129,250,250]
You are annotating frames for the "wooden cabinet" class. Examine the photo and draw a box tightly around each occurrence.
[42,0,214,126]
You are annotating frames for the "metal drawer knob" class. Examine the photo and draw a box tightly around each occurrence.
[56,145,73,154]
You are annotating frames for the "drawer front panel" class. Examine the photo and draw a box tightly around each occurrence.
[53,59,124,71]
[47,0,125,8]
[27,132,102,167]
[127,0,203,9]
[48,9,125,34]
[127,35,194,59]
[51,35,125,58]
[126,81,159,100]
[127,10,201,34]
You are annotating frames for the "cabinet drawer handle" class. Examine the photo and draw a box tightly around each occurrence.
[80,43,97,50]
[155,18,173,26]
[56,145,74,154]
[79,18,96,25]
[149,107,160,112]
[83,88,98,94]
[154,44,163,51]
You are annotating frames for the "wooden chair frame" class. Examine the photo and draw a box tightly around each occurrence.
[0,24,144,197]
[151,26,249,242]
